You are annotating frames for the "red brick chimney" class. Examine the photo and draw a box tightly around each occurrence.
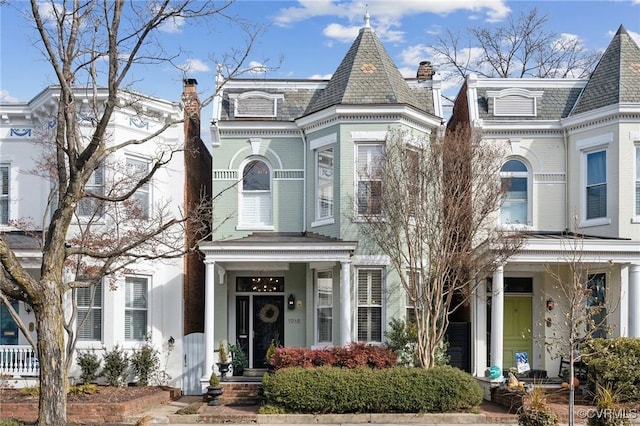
[181,78,211,335]
[417,61,433,80]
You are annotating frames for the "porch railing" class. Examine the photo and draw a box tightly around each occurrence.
[0,345,40,377]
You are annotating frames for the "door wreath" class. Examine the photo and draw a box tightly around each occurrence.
[259,303,280,323]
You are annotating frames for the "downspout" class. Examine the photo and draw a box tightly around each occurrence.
[299,129,308,233]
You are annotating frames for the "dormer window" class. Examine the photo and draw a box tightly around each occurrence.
[229,92,284,118]
[487,88,543,117]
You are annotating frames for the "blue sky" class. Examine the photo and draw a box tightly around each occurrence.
[1,0,639,110]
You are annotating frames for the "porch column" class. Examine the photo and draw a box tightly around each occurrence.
[340,260,352,346]
[490,265,504,377]
[629,264,640,337]
[474,279,488,376]
[201,259,216,389]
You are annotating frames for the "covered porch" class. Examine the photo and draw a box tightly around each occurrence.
[198,232,357,390]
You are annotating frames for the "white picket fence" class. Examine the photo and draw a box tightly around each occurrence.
[0,345,40,377]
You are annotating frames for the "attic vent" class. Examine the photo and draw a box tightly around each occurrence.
[487,89,543,117]
[229,91,284,118]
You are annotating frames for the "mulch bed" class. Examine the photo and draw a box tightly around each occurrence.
[1,385,162,403]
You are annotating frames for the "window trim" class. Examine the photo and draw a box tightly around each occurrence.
[237,157,274,230]
[355,143,384,218]
[487,88,543,117]
[124,275,149,341]
[0,164,9,225]
[581,148,610,228]
[314,145,335,223]
[229,91,284,118]
[633,143,640,223]
[356,267,384,343]
[314,269,334,346]
[76,280,103,342]
[499,157,532,227]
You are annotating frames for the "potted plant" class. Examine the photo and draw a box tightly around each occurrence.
[205,372,223,406]
[229,344,248,377]
[588,383,630,426]
[517,385,558,426]
[216,340,231,380]
[265,339,277,372]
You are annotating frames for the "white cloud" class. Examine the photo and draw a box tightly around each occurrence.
[158,15,185,33]
[247,61,268,75]
[178,59,210,73]
[308,73,333,80]
[0,90,20,103]
[323,23,360,43]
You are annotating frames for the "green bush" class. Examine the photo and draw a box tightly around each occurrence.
[76,350,101,384]
[582,338,640,401]
[102,344,129,387]
[262,365,482,414]
[270,343,397,370]
[130,340,160,386]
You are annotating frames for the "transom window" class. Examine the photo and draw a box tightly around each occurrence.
[125,276,148,341]
[356,144,384,215]
[240,159,272,227]
[0,165,9,224]
[357,268,383,342]
[586,150,607,220]
[500,159,529,225]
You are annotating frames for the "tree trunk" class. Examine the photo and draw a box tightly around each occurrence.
[36,283,68,425]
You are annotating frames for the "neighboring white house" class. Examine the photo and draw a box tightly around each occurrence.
[0,86,187,389]
[448,25,640,382]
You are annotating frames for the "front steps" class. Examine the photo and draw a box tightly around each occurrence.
[219,382,263,406]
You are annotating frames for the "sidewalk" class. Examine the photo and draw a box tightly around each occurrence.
[124,399,520,425]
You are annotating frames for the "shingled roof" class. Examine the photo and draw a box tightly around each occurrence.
[572,25,640,115]
[305,15,423,115]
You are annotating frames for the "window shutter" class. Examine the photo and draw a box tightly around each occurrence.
[76,282,102,341]
[494,96,536,116]
[242,192,272,225]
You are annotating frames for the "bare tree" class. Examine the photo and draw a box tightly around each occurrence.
[430,8,601,82]
[0,1,266,423]
[358,126,522,369]
[543,225,616,426]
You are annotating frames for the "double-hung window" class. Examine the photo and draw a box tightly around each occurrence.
[635,146,639,216]
[586,150,607,220]
[316,270,333,344]
[76,281,103,341]
[587,273,607,338]
[356,144,384,215]
[0,165,9,224]
[126,158,150,219]
[78,166,105,217]
[500,159,529,225]
[357,268,383,342]
[240,159,272,228]
[316,147,334,221]
[125,276,148,341]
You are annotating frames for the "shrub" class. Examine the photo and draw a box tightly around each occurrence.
[518,385,558,426]
[262,365,481,413]
[582,338,640,401]
[102,344,129,386]
[385,319,450,367]
[270,343,397,371]
[76,350,101,384]
[130,340,160,386]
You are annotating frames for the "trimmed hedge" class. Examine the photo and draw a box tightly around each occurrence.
[262,365,482,413]
[582,338,640,402]
[269,343,397,370]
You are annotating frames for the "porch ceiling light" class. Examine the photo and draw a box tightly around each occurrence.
[546,298,555,311]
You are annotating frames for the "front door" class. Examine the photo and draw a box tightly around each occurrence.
[503,296,532,370]
[0,301,19,345]
[253,295,284,368]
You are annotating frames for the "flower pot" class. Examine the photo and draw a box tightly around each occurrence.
[217,362,231,380]
[206,385,223,406]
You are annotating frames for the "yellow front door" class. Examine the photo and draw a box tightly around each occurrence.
[503,296,532,370]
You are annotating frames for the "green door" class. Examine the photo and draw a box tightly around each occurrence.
[503,296,532,370]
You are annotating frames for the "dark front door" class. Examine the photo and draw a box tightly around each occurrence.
[0,301,19,345]
[253,295,284,368]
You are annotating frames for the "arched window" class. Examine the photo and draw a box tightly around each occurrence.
[240,159,272,228]
[500,159,529,225]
